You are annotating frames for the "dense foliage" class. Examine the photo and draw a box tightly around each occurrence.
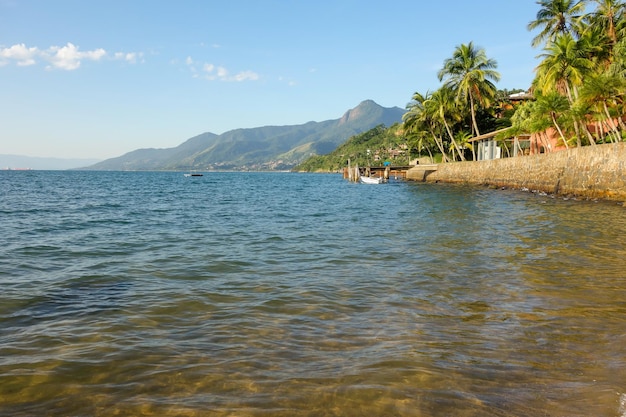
[299,0,626,171]
[405,0,626,161]
[294,124,411,172]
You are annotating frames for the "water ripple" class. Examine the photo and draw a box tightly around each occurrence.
[1,171,625,416]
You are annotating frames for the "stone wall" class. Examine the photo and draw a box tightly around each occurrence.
[406,142,626,201]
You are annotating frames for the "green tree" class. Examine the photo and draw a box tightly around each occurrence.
[403,91,451,162]
[510,100,555,153]
[437,42,500,138]
[535,90,572,147]
[536,32,598,145]
[578,72,626,141]
[455,131,475,161]
[586,0,625,46]
[426,87,467,161]
[528,0,587,47]
[535,33,595,102]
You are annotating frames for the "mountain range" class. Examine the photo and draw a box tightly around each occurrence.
[84,100,405,171]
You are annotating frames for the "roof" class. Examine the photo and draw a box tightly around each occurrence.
[508,92,533,100]
[468,128,512,143]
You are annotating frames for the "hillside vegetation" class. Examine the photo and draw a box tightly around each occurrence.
[294,124,414,172]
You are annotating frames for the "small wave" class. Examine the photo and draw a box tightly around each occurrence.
[620,393,626,417]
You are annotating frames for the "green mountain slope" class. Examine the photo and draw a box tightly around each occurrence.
[295,124,407,172]
[85,100,405,171]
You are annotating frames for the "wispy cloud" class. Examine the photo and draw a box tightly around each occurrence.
[186,56,259,82]
[278,76,297,87]
[0,42,143,70]
[113,51,144,65]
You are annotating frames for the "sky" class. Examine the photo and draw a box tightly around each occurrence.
[1,0,544,160]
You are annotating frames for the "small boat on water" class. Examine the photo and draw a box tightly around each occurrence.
[360,175,383,184]
[184,166,204,177]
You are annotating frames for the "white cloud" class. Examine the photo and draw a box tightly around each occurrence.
[45,42,106,70]
[114,51,143,64]
[0,43,38,66]
[216,66,229,78]
[0,42,141,70]
[200,62,259,82]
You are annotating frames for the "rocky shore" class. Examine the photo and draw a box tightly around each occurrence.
[406,142,626,202]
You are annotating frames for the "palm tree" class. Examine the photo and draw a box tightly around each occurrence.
[535,33,595,102]
[535,91,572,147]
[407,130,435,163]
[536,32,598,145]
[586,0,625,46]
[568,100,600,144]
[455,131,475,160]
[578,73,626,141]
[528,0,587,47]
[426,87,467,161]
[403,91,450,162]
[510,100,555,153]
[437,42,500,138]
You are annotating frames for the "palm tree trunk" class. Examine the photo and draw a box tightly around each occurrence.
[617,115,626,132]
[469,94,480,137]
[430,130,449,162]
[551,113,569,149]
[443,119,466,161]
[426,146,434,163]
[604,102,622,141]
[583,123,596,146]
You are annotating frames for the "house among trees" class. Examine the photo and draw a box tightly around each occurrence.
[402,0,626,164]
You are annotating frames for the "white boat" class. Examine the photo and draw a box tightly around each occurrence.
[360,175,383,184]
[184,167,203,177]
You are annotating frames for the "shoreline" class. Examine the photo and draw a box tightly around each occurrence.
[406,142,626,203]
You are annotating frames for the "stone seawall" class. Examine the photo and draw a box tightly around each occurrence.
[406,142,626,201]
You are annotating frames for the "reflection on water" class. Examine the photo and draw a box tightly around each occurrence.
[1,171,625,416]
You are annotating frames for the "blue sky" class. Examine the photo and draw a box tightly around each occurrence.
[1,1,542,159]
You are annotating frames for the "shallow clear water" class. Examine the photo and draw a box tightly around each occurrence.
[1,170,625,416]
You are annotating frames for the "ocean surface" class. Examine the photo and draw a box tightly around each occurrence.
[1,170,625,417]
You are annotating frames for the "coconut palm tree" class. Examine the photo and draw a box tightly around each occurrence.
[536,32,599,145]
[578,72,626,141]
[426,87,467,161]
[528,0,587,47]
[403,91,450,162]
[535,90,572,147]
[585,0,625,46]
[510,100,555,153]
[437,42,500,138]
[535,33,595,102]
[455,131,476,160]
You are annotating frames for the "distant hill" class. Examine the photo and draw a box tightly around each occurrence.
[84,100,405,171]
[0,155,101,170]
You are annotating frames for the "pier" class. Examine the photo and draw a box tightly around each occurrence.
[343,165,415,182]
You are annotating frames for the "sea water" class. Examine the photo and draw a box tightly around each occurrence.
[1,170,625,416]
